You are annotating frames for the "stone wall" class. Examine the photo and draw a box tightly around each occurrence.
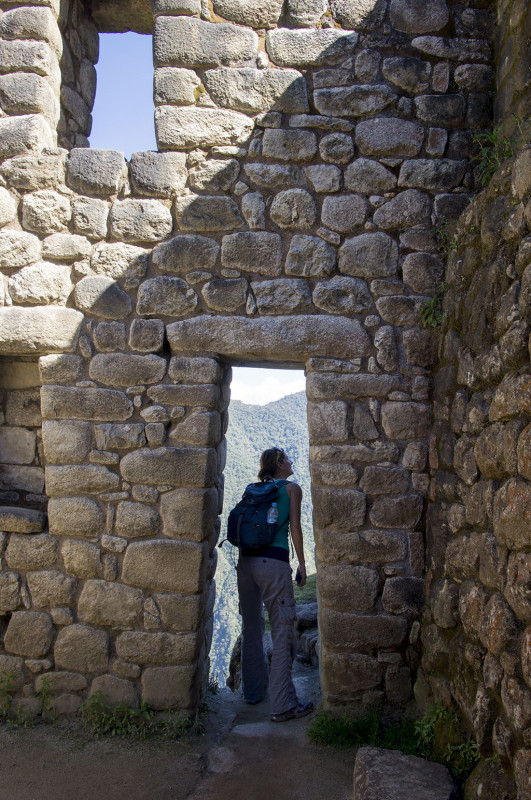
[0,0,501,717]
[494,0,530,137]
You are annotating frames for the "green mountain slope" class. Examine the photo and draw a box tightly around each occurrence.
[210,390,314,680]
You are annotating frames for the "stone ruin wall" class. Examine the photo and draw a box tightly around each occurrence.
[0,0,525,767]
[417,2,531,796]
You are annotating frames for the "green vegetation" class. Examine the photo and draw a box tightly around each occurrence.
[0,671,15,718]
[35,676,55,723]
[308,704,480,784]
[80,692,205,739]
[472,124,515,186]
[295,572,317,604]
[435,218,458,255]
[421,287,445,329]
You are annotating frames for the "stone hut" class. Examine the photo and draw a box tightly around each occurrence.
[0,0,529,794]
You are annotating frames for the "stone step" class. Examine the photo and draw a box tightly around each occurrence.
[353,747,458,800]
[0,506,46,533]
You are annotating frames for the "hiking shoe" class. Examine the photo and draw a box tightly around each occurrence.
[271,701,314,722]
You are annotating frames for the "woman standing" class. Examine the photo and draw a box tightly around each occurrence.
[236,446,314,722]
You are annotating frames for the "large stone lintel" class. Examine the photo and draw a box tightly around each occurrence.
[166,315,371,364]
[0,307,83,355]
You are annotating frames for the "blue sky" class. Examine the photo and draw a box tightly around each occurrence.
[90,34,305,405]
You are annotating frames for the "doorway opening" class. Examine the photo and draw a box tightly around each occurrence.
[210,365,317,689]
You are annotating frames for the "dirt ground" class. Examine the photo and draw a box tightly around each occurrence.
[0,666,357,800]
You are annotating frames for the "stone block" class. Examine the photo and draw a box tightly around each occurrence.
[381,402,432,439]
[0,230,41,269]
[241,192,266,229]
[168,357,222,385]
[330,0,387,29]
[22,190,71,234]
[174,195,243,231]
[93,423,146,450]
[304,165,341,194]
[338,232,398,279]
[156,106,253,150]
[147,383,219,408]
[91,243,148,283]
[89,354,167,388]
[74,275,132,319]
[202,279,248,313]
[0,360,40,390]
[41,420,91,465]
[141,664,197,710]
[312,487,366,530]
[93,322,127,353]
[6,534,58,571]
[78,580,143,629]
[382,56,431,93]
[262,129,317,162]
[154,16,257,68]
[212,0,283,27]
[27,570,76,608]
[71,197,109,239]
[8,262,72,306]
[399,159,467,192]
[501,676,531,734]
[314,85,395,118]
[153,66,201,106]
[320,609,408,651]
[0,186,16,227]
[353,747,456,800]
[61,539,101,579]
[122,540,207,594]
[285,235,336,278]
[116,631,197,665]
[0,654,24,689]
[170,412,222,447]
[489,373,531,421]
[55,624,109,673]
[129,151,187,198]
[48,497,104,538]
[203,67,308,114]
[136,277,198,317]
[493,478,531,551]
[127,319,164,354]
[152,234,219,275]
[504,551,531,622]
[321,649,382,696]
[307,401,348,444]
[403,327,437,367]
[0,572,20,612]
[382,576,425,617]
[221,232,282,275]
[42,233,92,262]
[244,163,305,189]
[0,429,35,466]
[321,195,368,234]
[319,564,379,611]
[344,158,396,194]
[0,465,44,493]
[5,388,41,427]
[66,149,127,196]
[0,114,53,162]
[4,610,53,658]
[307,373,403,400]
[90,674,138,708]
[0,36,57,78]
[373,190,432,230]
[109,199,172,244]
[431,579,459,628]
[252,278,312,315]
[355,118,424,157]
[45,465,119,496]
[155,592,205,633]
[0,307,82,356]
[35,671,87,695]
[370,494,423,529]
[41,385,133,421]
[403,252,444,294]
[115,502,161,539]
[121,447,216,487]
[390,0,449,33]
[514,748,531,798]
[313,276,373,316]
[160,487,219,542]
[189,159,240,194]
[266,28,358,67]
[167,314,370,362]
[359,467,410,495]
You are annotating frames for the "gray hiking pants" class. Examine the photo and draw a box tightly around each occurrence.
[237,555,297,716]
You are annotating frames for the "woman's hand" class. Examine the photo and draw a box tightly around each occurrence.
[295,563,307,588]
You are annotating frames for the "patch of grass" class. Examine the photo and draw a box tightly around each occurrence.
[80,691,204,740]
[472,124,515,186]
[436,219,458,255]
[308,704,480,785]
[421,285,445,328]
[295,572,317,604]
[36,676,56,723]
[0,671,15,719]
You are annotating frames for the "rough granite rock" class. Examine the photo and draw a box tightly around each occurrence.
[353,747,457,800]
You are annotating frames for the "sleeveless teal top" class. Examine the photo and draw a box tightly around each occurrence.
[271,480,290,550]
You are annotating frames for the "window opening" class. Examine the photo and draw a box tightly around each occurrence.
[210,366,316,688]
[90,32,156,159]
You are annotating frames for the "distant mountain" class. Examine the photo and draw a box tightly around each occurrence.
[210,390,315,681]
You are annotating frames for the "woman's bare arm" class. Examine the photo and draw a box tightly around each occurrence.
[287,482,306,587]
